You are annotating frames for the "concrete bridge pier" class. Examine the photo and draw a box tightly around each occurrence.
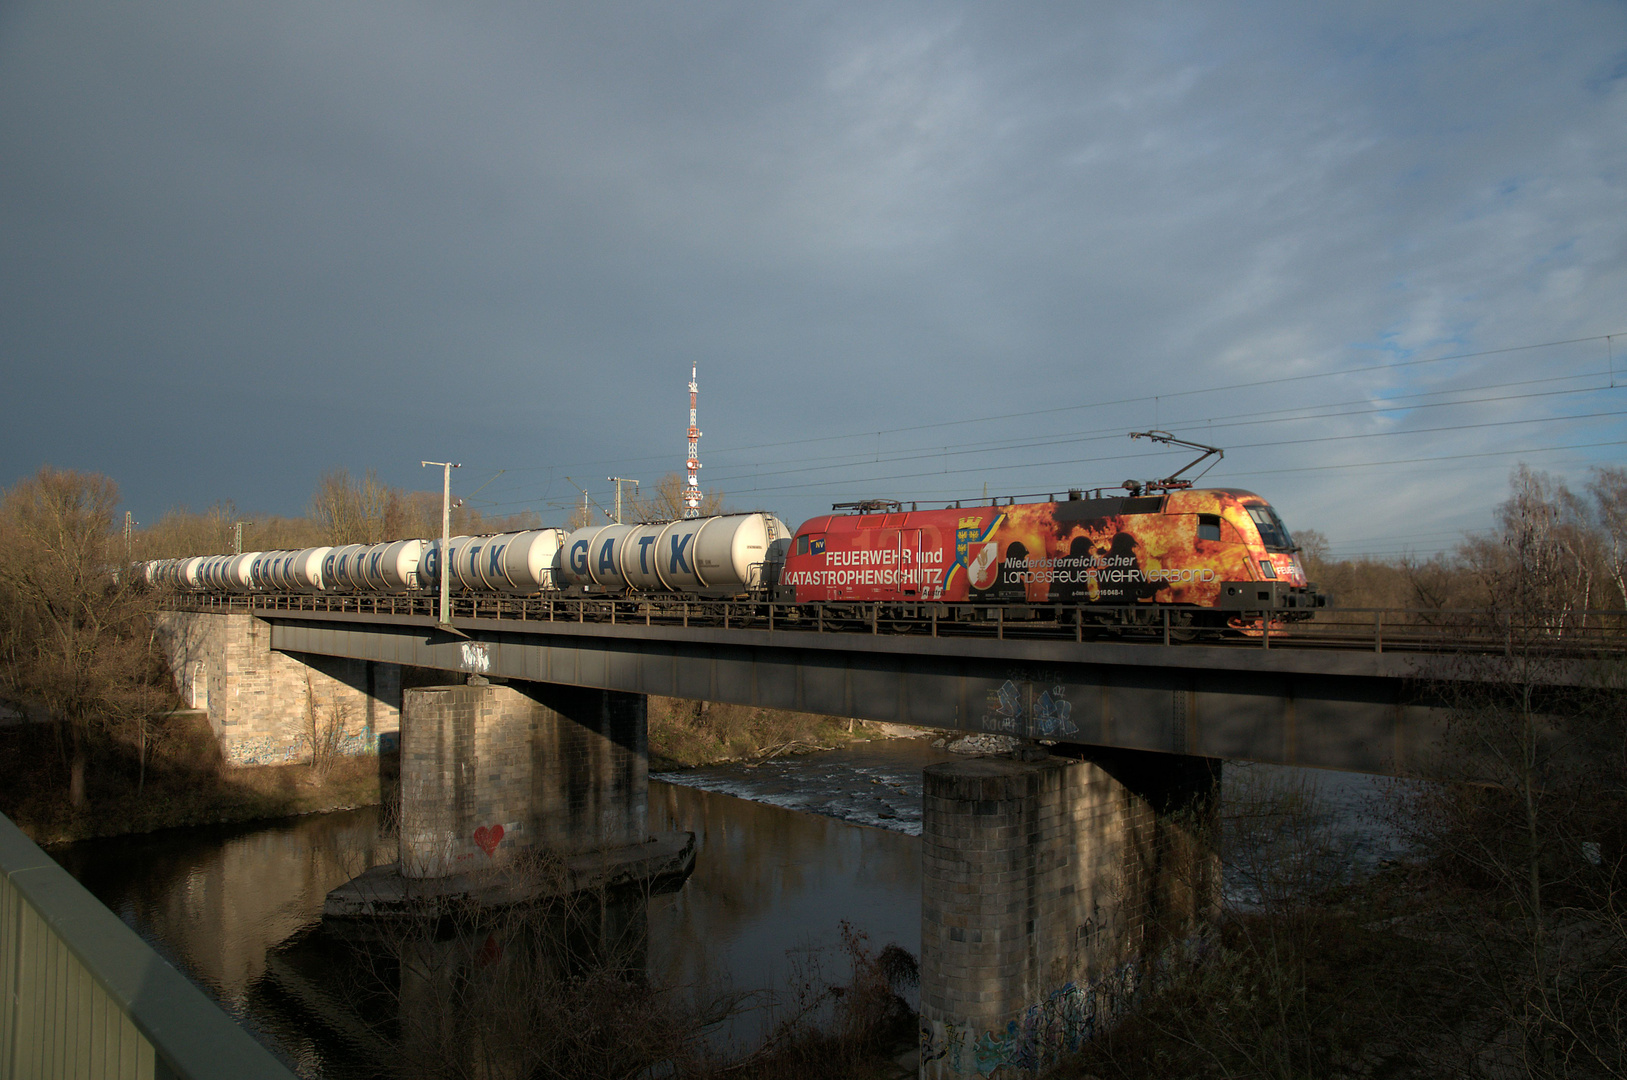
[918,747,1220,1079]
[325,681,695,918]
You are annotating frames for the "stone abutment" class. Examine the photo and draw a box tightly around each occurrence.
[153,609,401,765]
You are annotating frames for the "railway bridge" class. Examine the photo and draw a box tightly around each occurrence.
[152,596,1615,1080]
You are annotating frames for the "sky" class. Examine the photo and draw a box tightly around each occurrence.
[2,1,1624,560]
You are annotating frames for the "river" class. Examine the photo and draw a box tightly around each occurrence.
[50,738,1400,1077]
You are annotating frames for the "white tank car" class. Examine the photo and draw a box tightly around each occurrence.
[448,528,565,593]
[441,535,492,592]
[359,539,424,591]
[178,556,207,591]
[321,544,369,591]
[556,513,789,595]
[221,552,260,592]
[415,536,472,594]
[250,550,292,592]
[559,524,634,591]
[287,547,333,592]
[493,529,564,592]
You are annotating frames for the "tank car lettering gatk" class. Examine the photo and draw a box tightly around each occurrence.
[669,534,693,575]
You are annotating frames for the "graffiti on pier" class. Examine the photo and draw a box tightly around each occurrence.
[473,823,505,857]
[982,678,1077,738]
[920,1018,967,1073]
[921,936,1216,1076]
[460,641,491,673]
[228,728,375,766]
[921,961,1140,1077]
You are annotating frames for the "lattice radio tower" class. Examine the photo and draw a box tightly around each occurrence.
[684,364,702,518]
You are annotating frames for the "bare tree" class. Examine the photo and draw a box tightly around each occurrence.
[309,467,393,544]
[0,468,166,807]
[1386,465,1627,1078]
[630,473,724,523]
[566,499,598,531]
[1589,466,1627,611]
[1461,466,1598,636]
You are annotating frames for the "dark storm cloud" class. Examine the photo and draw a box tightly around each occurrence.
[1,1,1623,551]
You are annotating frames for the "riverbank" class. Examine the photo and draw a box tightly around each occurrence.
[648,695,925,770]
[0,698,924,845]
[0,714,392,846]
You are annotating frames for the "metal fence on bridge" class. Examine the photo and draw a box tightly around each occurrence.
[0,813,295,1080]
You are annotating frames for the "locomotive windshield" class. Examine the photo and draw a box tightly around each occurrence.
[1246,504,1295,552]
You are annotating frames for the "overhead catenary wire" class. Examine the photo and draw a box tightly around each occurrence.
[457,330,1627,514]
[683,409,1627,499]
[469,433,1624,516]
[470,370,1624,508]
[695,382,1627,488]
[481,331,1626,478]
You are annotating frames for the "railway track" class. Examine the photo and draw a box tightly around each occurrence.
[173,593,1627,661]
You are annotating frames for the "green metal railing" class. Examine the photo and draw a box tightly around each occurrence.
[1,813,296,1080]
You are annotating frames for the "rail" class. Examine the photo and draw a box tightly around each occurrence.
[0,812,296,1080]
[166,593,1627,659]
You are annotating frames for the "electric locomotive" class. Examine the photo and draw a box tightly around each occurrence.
[775,487,1320,625]
[774,432,1324,628]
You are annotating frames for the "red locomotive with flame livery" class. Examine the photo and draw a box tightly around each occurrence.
[777,488,1321,624]
[774,434,1324,628]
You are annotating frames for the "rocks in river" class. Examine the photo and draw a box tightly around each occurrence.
[945,734,1021,755]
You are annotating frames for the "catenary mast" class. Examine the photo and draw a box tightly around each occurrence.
[684,365,702,518]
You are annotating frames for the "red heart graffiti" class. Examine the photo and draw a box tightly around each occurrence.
[473,824,504,857]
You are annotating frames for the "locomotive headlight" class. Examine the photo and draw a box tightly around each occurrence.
[1260,560,1277,579]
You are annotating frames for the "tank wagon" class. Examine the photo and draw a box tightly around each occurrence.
[142,515,790,599]
[150,528,570,596]
[555,513,790,595]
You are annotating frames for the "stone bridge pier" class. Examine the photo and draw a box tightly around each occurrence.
[398,682,649,875]
[325,680,696,917]
[918,747,1220,1079]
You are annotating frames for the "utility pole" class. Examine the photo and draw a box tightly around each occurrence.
[564,477,611,528]
[233,521,251,555]
[123,511,135,561]
[421,460,461,627]
[607,477,639,524]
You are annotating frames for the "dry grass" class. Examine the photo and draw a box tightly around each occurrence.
[648,697,884,770]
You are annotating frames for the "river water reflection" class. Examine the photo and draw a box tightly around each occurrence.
[52,739,1397,1076]
[52,743,944,1077]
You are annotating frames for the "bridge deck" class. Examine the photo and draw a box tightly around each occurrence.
[162,597,1623,778]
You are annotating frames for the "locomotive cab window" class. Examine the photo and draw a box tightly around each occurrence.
[1246,504,1295,552]
[1197,514,1222,542]
[795,535,809,556]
